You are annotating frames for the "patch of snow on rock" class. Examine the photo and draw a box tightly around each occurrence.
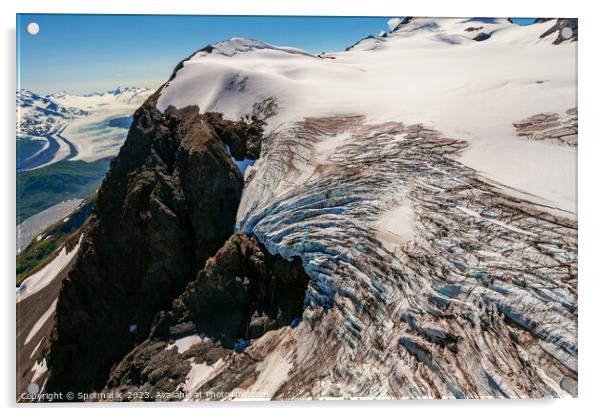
[30,358,48,382]
[25,299,57,345]
[184,358,225,395]
[17,235,83,302]
[165,334,203,354]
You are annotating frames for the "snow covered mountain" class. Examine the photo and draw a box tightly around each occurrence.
[158,17,577,215]
[17,89,89,137]
[20,18,578,400]
[17,87,152,170]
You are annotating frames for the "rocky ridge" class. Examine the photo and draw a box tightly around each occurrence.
[44,92,265,394]
[104,232,309,398]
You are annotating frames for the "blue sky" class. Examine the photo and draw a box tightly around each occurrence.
[17,15,536,95]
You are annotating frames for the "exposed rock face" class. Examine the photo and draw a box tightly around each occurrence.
[152,231,309,348]
[536,18,578,44]
[205,112,263,160]
[473,32,491,42]
[44,94,263,394]
[514,108,578,146]
[104,232,309,398]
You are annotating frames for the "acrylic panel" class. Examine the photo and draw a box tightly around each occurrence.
[16,14,578,402]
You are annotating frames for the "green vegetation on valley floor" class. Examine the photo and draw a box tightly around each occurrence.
[17,157,111,224]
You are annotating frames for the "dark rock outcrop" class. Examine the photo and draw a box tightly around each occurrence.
[104,232,310,398]
[473,32,492,42]
[44,92,264,395]
[536,18,578,44]
[204,112,263,160]
[151,232,309,347]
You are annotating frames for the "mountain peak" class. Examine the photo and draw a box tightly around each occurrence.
[48,90,69,99]
[106,86,150,95]
[194,37,315,59]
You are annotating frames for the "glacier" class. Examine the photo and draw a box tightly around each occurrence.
[147,17,577,398]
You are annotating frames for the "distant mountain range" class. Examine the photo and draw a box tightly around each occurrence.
[17,89,89,137]
[17,87,152,139]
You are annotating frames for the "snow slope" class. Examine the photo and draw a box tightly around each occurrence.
[157,18,576,216]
